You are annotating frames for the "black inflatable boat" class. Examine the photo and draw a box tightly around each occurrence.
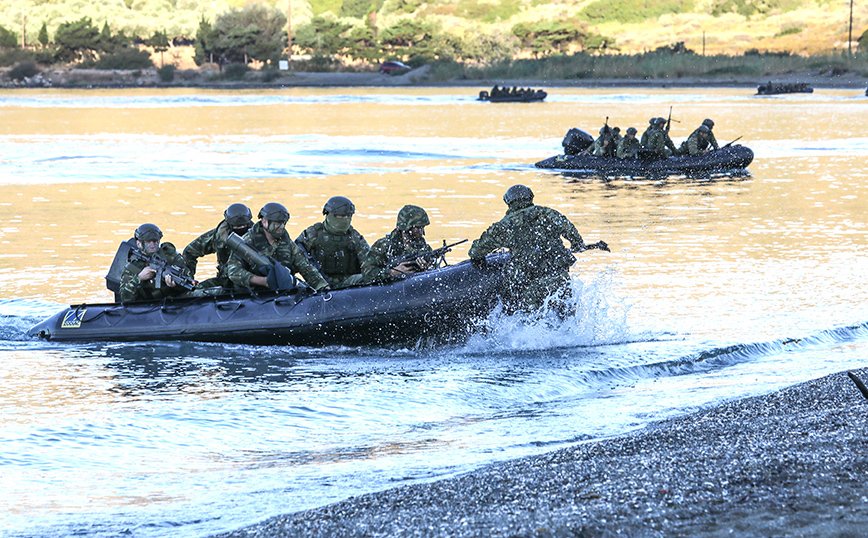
[28,254,509,347]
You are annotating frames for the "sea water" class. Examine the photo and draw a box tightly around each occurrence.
[2,87,868,538]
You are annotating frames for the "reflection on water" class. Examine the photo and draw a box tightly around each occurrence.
[3,88,868,538]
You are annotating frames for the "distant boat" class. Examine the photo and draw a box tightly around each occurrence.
[756,82,813,95]
[478,87,546,103]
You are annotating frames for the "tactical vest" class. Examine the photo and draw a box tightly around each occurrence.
[507,207,575,278]
[309,223,363,278]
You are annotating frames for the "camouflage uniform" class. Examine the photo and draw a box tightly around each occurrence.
[468,201,584,314]
[226,221,329,291]
[646,126,677,158]
[182,220,237,288]
[679,129,712,156]
[591,136,615,157]
[295,221,370,288]
[361,205,433,284]
[616,136,641,159]
[118,243,192,302]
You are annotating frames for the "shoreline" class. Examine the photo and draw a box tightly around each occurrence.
[3,65,868,91]
[214,368,868,538]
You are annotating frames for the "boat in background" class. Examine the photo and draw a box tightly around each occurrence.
[756,82,813,95]
[478,86,547,103]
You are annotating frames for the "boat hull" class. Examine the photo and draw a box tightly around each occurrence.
[28,255,509,347]
[534,145,754,176]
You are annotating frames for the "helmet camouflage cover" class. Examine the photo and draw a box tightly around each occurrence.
[396,205,430,231]
[258,202,290,222]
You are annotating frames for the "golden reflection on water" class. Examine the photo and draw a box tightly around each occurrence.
[2,87,868,306]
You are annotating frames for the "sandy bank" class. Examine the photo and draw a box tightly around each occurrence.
[213,368,868,538]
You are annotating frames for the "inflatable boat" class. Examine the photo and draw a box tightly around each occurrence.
[28,253,509,347]
[535,144,754,176]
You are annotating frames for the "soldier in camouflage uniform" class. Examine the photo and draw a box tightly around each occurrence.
[700,118,719,150]
[679,124,713,156]
[182,203,253,289]
[616,127,641,159]
[361,205,434,284]
[646,117,678,158]
[295,196,370,288]
[225,202,330,291]
[468,185,608,315]
[640,117,657,147]
[119,223,193,302]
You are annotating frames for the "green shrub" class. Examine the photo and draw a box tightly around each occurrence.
[93,47,154,69]
[260,69,281,82]
[9,61,39,81]
[581,0,694,24]
[775,27,803,38]
[157,64,175,82]
[223,62,249,80]
[0,48,35,67]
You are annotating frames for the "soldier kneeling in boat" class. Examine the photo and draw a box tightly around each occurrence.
[361,205,433,283]
[118,223,195,302]
[226,202,330,292]
[468,185,609,316]
[296,196,370,288]
[616,127,641,159]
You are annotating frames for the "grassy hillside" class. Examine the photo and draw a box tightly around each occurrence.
[0,0,866,57]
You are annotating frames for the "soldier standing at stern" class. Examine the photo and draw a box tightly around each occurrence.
[468,185,609,315]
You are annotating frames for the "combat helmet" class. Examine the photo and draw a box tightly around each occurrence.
[702,118,714,129]
[396,205,430,231]
[258,202,289,223]
[698,124,710,134]
[135,223,162,242]
[626,127,637,135]
[503,184,534,206]
[224,203,253,228]
[323,196,356,216]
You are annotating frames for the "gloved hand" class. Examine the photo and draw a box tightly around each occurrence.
[265,263,299,290]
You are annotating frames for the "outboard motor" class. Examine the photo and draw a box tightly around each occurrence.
[562,128,594,155]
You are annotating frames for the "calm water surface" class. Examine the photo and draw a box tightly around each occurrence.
[2,87,868,538]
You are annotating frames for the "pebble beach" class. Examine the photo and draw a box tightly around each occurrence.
[215,368,868,538]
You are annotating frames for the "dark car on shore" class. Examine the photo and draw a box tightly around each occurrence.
[379,61,411,74]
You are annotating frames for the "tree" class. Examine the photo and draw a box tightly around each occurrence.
[146,30,169,67]
[193,16,219,65]
[341,0,372,19]
[54,17,101,62]
[0,25,18,49]
[212,4,287,66]
[294,16,352,55]
[38,23,49,47]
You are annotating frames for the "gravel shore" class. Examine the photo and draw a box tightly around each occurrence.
[215,368,868,538]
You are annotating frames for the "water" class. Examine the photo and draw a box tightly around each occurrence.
[2,87,868,538]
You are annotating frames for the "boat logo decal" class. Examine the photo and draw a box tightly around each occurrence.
[61,308,86,329]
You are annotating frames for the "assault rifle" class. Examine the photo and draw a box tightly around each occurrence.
[721,136,743,149]
[573,240,610,253]
[128,247,196,291]
[388,239,468,273]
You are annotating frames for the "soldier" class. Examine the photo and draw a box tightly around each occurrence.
[182,203,253,289]
[226,202,330,292]
[679,124,713,156]
[361,204,433,283]
[646,117,678,158]
[583,126,615,157]
[616,127,641,159]
[295,196,370,288]
[640,117,657,147]
[119,223,193,302]
[468,185,608,315]
[700,118,720,150]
